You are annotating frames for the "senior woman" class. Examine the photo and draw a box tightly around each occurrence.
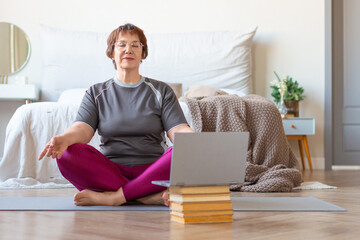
[39,23,193,206]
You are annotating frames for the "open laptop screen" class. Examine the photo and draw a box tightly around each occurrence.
[152,132,249,187]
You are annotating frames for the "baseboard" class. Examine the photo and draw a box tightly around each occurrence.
[332,165,360,170]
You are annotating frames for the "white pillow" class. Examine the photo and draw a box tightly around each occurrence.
[220,88,247,97]
[40,26,113,101]
[140,27,257,95]
[41,26,256,101]
[57,88,87,105]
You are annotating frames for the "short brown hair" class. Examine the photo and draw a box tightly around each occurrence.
[106,23,148,69]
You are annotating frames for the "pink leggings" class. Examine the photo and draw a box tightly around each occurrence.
[56,144,171,201]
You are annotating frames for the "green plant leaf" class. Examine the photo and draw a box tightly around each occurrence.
[271,71,306,103]
[274,71,281,82]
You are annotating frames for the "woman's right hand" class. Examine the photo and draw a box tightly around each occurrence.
[38,135,69,160]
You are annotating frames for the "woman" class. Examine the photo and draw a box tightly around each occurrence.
[38,23,194,206]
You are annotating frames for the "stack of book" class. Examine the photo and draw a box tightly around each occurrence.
[169,185,233,224]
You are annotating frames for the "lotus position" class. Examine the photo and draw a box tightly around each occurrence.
[39,23,193,206]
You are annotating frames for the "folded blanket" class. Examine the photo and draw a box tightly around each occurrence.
[182,94,303,192]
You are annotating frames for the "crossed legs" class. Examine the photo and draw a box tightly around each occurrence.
[56,144,171,206]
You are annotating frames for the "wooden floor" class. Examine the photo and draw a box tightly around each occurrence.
[0,170,359,240]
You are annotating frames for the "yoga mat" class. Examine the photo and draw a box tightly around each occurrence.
[0,197,167,211]
[0,197,346,212]
[231,197,346,212]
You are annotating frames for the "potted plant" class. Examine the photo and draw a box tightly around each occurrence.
[270,71,305,117]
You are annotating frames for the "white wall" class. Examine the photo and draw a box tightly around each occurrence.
[0,0,325,168]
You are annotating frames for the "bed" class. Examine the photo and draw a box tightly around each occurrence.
[0,25,302,191]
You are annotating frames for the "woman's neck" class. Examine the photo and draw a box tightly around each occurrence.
[116,70,141,84]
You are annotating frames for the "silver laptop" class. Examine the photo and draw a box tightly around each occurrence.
[152,132,249,187]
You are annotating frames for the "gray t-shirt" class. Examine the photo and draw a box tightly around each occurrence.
[75,76,188,166]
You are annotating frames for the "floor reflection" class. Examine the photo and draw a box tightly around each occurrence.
[170,221,234,240]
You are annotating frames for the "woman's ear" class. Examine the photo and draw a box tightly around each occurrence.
[110,45,115,59]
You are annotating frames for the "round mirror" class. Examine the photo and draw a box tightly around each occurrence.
[0,22,31,75]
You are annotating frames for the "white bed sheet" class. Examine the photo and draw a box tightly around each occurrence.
[0,102,100,188]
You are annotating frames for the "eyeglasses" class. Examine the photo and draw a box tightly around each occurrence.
[114,41,143,51]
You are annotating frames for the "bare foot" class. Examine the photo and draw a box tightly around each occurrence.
[136,190,167,205]
[162,190,169,207]
[74,188,126,206]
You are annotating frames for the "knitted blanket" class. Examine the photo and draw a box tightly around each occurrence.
[182,94,303,192]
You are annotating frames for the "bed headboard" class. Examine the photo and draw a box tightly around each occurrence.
[40,25,257,101]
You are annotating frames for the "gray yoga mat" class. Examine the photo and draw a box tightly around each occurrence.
[231,196,346,212]
[0,196,346,212]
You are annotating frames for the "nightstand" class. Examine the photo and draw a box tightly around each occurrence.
[282,117,315,170]
[0,84,39,103]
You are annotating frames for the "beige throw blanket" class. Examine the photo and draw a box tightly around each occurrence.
[182,94,303,192]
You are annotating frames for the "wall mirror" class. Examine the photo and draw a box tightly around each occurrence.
[0,22,31,82]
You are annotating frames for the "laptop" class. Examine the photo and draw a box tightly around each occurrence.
[152,132,249,187]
